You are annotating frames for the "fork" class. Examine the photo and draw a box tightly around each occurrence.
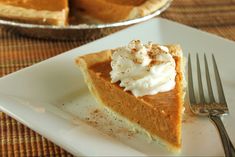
[188,53,235,157]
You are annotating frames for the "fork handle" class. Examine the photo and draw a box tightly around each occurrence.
[210,115,235,157]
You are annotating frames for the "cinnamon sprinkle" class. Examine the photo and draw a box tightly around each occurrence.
[148,60,167,68]
[133,58,142,64]
[147,44,168,67]
[131,48,137,54]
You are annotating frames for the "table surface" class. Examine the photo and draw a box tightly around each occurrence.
[1,0,235,156]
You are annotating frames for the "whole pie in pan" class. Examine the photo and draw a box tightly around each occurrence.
[0,0,170,26]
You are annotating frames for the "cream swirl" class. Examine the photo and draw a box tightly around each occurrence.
[110,40,176,97]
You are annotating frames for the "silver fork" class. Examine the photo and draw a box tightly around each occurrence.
[188,53,235,157]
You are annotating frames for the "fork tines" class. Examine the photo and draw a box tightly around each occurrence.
[188,53,228,116]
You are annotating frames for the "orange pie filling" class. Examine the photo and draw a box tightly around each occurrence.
[88,56,183,149]
[0,0,68,11]
[0,0,68,25]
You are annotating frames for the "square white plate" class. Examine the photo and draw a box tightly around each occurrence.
[0,18,235,156]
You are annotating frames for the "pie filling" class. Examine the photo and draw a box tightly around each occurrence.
[88,55,183,149]
[0,0,67,11]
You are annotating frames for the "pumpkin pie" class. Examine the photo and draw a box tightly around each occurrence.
[75,42,185,151]
[0,0,69,26]
[0,0,169,26]
[71,0,170,23]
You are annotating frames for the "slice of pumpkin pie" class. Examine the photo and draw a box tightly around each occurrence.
[76,40,185,151]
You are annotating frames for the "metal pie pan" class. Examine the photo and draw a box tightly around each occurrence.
[0,0,172,40]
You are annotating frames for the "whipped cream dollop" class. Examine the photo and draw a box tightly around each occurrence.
[110,40,176,97]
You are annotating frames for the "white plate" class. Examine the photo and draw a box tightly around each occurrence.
[0,18,235,156]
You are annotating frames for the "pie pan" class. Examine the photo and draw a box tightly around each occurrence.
[0,0,172,40]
